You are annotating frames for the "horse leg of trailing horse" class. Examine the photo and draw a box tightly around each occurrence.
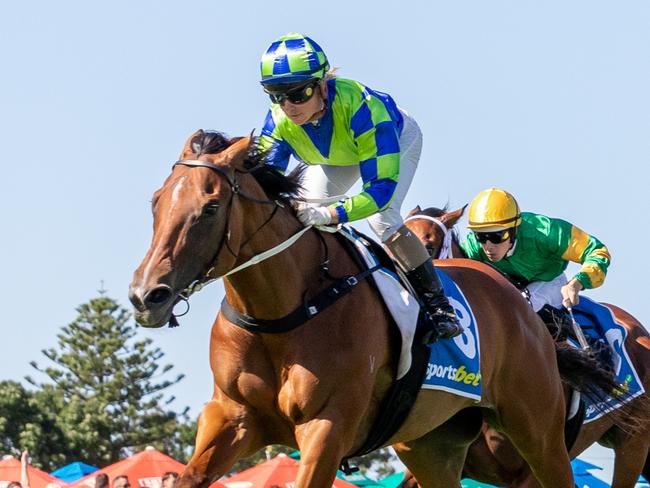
[462,426,526,485]
[393,408,483,488]
[294,417,355,488]
[178,400,258,488]
[609,429,650,488]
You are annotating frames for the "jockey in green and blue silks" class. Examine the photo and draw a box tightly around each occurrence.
[257,33,463,342]
[259,78,403,225]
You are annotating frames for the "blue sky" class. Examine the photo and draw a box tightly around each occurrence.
[1,0,648,483]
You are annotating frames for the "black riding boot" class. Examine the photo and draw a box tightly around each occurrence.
[406,259,463,343]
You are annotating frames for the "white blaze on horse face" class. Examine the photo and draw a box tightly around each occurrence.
[142,175,187,286]
[170,175,187,212]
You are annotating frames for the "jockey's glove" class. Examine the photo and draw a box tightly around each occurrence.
[297,205,333,227]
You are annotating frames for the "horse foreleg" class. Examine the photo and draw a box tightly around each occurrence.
[393,408,483,488]
[294,417,353,488]
[178,399,259,488]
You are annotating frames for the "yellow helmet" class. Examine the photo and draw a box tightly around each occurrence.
[467,188,522,231]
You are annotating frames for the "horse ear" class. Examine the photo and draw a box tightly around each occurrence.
[442,205,467,229]
[212,135,253,168]
[179,130,205,159]
[406,205,422,218]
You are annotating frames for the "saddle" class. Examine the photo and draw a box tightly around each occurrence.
[333,227,432,462]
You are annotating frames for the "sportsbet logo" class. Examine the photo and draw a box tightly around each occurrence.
[426,363,481,386]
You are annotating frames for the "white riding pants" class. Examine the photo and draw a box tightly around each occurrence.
[301,109,423,242]
[525,273,568,312]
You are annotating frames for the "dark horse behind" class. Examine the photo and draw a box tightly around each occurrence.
[129,131,617,488]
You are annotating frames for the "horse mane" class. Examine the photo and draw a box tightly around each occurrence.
[419,205,461,246]
[190,130,303,204]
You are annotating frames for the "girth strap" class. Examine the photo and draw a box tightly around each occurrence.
[221,264,382,333]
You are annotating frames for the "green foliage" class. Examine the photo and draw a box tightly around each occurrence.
[0,294,195,470]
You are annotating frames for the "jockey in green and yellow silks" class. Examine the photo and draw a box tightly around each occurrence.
[257,33,462,342]
[461,188,611,312]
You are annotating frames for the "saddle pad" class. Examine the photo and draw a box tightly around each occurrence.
[339,226,481,401]
[339,226,419,380]
[572,296,645,423]
[422,269,482,401]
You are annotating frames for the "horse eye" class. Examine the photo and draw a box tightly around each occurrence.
[202,201,220,216]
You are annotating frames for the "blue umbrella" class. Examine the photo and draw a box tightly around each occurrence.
[51,462,98,483]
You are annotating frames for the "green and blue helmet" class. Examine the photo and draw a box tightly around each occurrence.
[260,33,330,86]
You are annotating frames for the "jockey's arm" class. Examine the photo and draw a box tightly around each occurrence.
[330,97,400,224]
[552,219,611,289]
[545,217,611,307]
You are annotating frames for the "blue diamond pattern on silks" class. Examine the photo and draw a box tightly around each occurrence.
[284,38,306,54]
[265,40,281,56]
[375,121,400,156]
[364,178,397,210]
[273,54,290,75]
[359,157,377,183]
[351,103,374,139]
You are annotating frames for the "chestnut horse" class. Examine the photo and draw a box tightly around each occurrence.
[404,205,650,488]
[129,131,578,488]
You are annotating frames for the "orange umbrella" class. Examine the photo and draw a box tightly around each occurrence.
[0,455,66,488]
[221,454,357,488]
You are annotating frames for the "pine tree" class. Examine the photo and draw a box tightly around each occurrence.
[20,293,193,469]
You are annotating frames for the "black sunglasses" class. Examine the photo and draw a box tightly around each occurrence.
[265,81,318,105]
[475,229,511,244]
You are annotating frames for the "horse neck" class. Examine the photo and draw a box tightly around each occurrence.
[223,196,324,319]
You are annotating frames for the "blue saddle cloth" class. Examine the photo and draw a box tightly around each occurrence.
[422,269,482,401]
[338,225,482,401]
[572,297,645,422]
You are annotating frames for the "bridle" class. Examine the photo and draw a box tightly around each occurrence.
[167,158,283,325]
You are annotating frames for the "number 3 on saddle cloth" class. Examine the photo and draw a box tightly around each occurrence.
[339,226,482,402]
[570,298,645,422]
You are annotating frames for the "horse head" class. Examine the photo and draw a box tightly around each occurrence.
[404,205,466,258]
[129,130,268,328]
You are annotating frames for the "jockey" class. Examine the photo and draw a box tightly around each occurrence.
[461,188,611,314]
[257,33,462,341]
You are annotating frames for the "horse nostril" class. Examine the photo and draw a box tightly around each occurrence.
[144,286,173,306]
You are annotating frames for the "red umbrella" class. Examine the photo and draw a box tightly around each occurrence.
[70,448,225,488]
[70,448,186,488]
[221,454,357,488]
[0,455,66,488]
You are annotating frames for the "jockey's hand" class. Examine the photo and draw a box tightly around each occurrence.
[296,205,336,227]
[561,278,583,309]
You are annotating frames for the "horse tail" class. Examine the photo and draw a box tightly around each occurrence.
[554,342,638,431]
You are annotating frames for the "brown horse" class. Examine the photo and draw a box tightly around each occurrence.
[129,131,580,488]
[404,205,650,487]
